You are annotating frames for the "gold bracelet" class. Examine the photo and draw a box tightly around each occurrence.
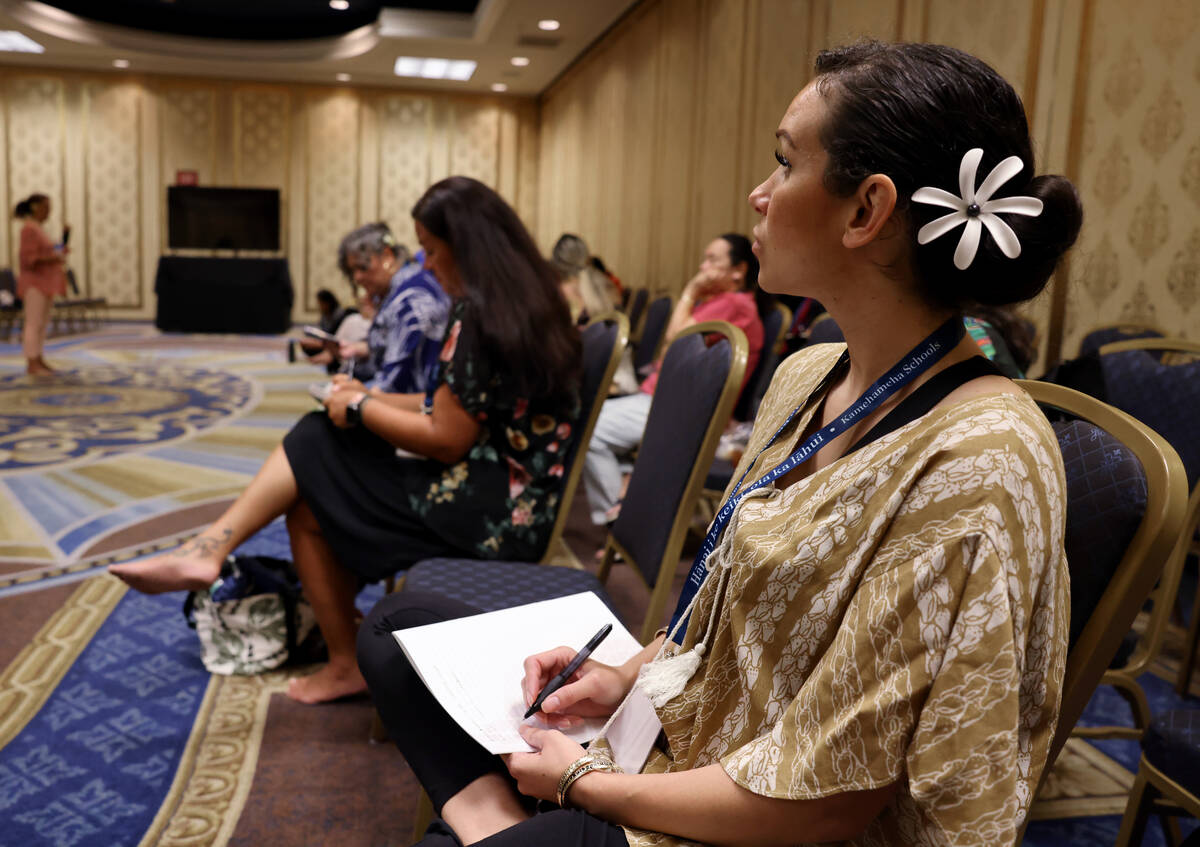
[561,758,619,806]
[556,755,597,807]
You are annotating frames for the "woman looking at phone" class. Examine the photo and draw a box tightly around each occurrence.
[357,41,1080,846]
[112,178,582,705]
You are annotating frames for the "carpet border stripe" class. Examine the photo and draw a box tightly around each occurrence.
[0,573,127,748]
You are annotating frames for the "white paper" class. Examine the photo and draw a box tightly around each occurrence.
[393,592,643,754]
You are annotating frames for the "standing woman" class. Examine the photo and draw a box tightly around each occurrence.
[14,193,68,375]
[357,42,1081,846]
[112,177,581,705]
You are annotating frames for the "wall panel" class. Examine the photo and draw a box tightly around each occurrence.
[1059,0,1199,355]
[304,92,360,310]
[83,82,142,308]
[6,77,65,270]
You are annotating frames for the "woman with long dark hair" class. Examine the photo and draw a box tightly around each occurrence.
[112,177,581,704]
[13,193,68,375]
[357,42,1080,846]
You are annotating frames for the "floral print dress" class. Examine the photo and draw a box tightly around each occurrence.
[403,300,580,560]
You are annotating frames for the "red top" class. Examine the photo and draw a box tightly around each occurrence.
[17,221,67,299]
[639,290,764,396]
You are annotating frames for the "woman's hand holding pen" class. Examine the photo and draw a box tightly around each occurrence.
[520,646,635,726]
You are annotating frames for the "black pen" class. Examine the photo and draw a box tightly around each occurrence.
[524,623,613,719]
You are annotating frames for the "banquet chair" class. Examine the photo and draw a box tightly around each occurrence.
[632,295,673,376]
[1093,339,1200,697]
[1078,322,1165,358]
[401,320,747,642]
[700,301,792,513]
[1114,709,1200,847]
[625,287,649,343]
[399,321,746,840]
[1018,381,1187,814]
[540,312,631,568]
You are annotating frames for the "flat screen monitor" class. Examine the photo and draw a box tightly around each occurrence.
[167,186,280,251]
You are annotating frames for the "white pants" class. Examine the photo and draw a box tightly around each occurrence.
[22,288,52,361]
[582,392,653,525]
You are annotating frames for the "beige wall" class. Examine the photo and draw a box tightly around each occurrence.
[0,70,539,321]
[537,0,1199,368]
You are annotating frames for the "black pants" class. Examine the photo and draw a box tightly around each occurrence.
[357,591,629,847]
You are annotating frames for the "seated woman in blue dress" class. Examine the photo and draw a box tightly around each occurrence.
[111,177,582,704]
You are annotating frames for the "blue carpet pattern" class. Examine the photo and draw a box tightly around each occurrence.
[0,520,384,847]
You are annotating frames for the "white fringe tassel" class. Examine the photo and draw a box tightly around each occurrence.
[637,643,706,707]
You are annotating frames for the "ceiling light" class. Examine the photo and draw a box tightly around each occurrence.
[491,83,507,92]
[329,0,349,9]
[537,19,560,31]
[112,59,130,68]
[510,56,530,67]
[393,56,476,81]
[0,31,45,53]
[336,73,351,82]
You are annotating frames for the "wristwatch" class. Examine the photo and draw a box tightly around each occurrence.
[345,392,369,426]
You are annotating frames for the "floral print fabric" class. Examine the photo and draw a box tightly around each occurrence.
[603,344,1068,847]
[404,300,579,560]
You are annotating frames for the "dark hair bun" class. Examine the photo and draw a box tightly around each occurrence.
[921,173,1083,308]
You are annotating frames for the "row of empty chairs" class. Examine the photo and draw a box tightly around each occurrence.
[0,267,109,341]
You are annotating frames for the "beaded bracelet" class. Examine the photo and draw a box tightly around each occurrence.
[557,754,619,808]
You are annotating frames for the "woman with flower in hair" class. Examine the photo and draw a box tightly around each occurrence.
[113,177,581,705]
[358,41,1081,846]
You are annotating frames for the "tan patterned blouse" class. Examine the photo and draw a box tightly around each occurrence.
[609,344,1069,847]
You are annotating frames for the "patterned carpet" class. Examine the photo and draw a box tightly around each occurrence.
[0,325,1197,846]
[0,325,321,594]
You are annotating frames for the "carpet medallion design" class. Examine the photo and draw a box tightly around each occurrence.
[0,366,256,472]
[0,327,322,589]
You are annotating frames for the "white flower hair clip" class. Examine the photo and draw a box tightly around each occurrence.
[911,148,1043,270]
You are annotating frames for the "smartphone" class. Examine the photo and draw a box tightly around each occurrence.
[308,382,333,403]
[303,326,337,342]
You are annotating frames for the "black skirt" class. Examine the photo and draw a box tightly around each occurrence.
[281,412,462,582]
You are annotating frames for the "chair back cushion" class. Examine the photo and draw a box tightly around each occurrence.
[1101,349,1200,489]
[1056,419,1148,649]
[1079,326,1162,357]
[807,316,844,345]
[560,320,621,479]
[734,305,785,421]
[403,558,619,616]
[633,296,673,372]
[626,288,649,334]
[614,332,733,586]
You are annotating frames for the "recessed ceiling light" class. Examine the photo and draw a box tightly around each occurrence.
[336,73,351,82]
[510,56,530,67]
[393,56,476,81]
[0,31,45,53]
[491,83,507,92]
[112,59,130,68]
[329,0,349,9]
[537,19,560,31]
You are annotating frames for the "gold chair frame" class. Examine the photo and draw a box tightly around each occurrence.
[596,320,748,643]
[1114,752,1200,847]
[1017,380,1188,811]
[1093,338,1200,698]
[540,311,631,568]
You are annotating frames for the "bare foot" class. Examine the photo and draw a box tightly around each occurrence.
[26,360,54,377]
[286,662,367,704]
[108,530,231,594]
[109,553,222,594]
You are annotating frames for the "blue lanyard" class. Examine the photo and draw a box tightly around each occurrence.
[667,316,965,643]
